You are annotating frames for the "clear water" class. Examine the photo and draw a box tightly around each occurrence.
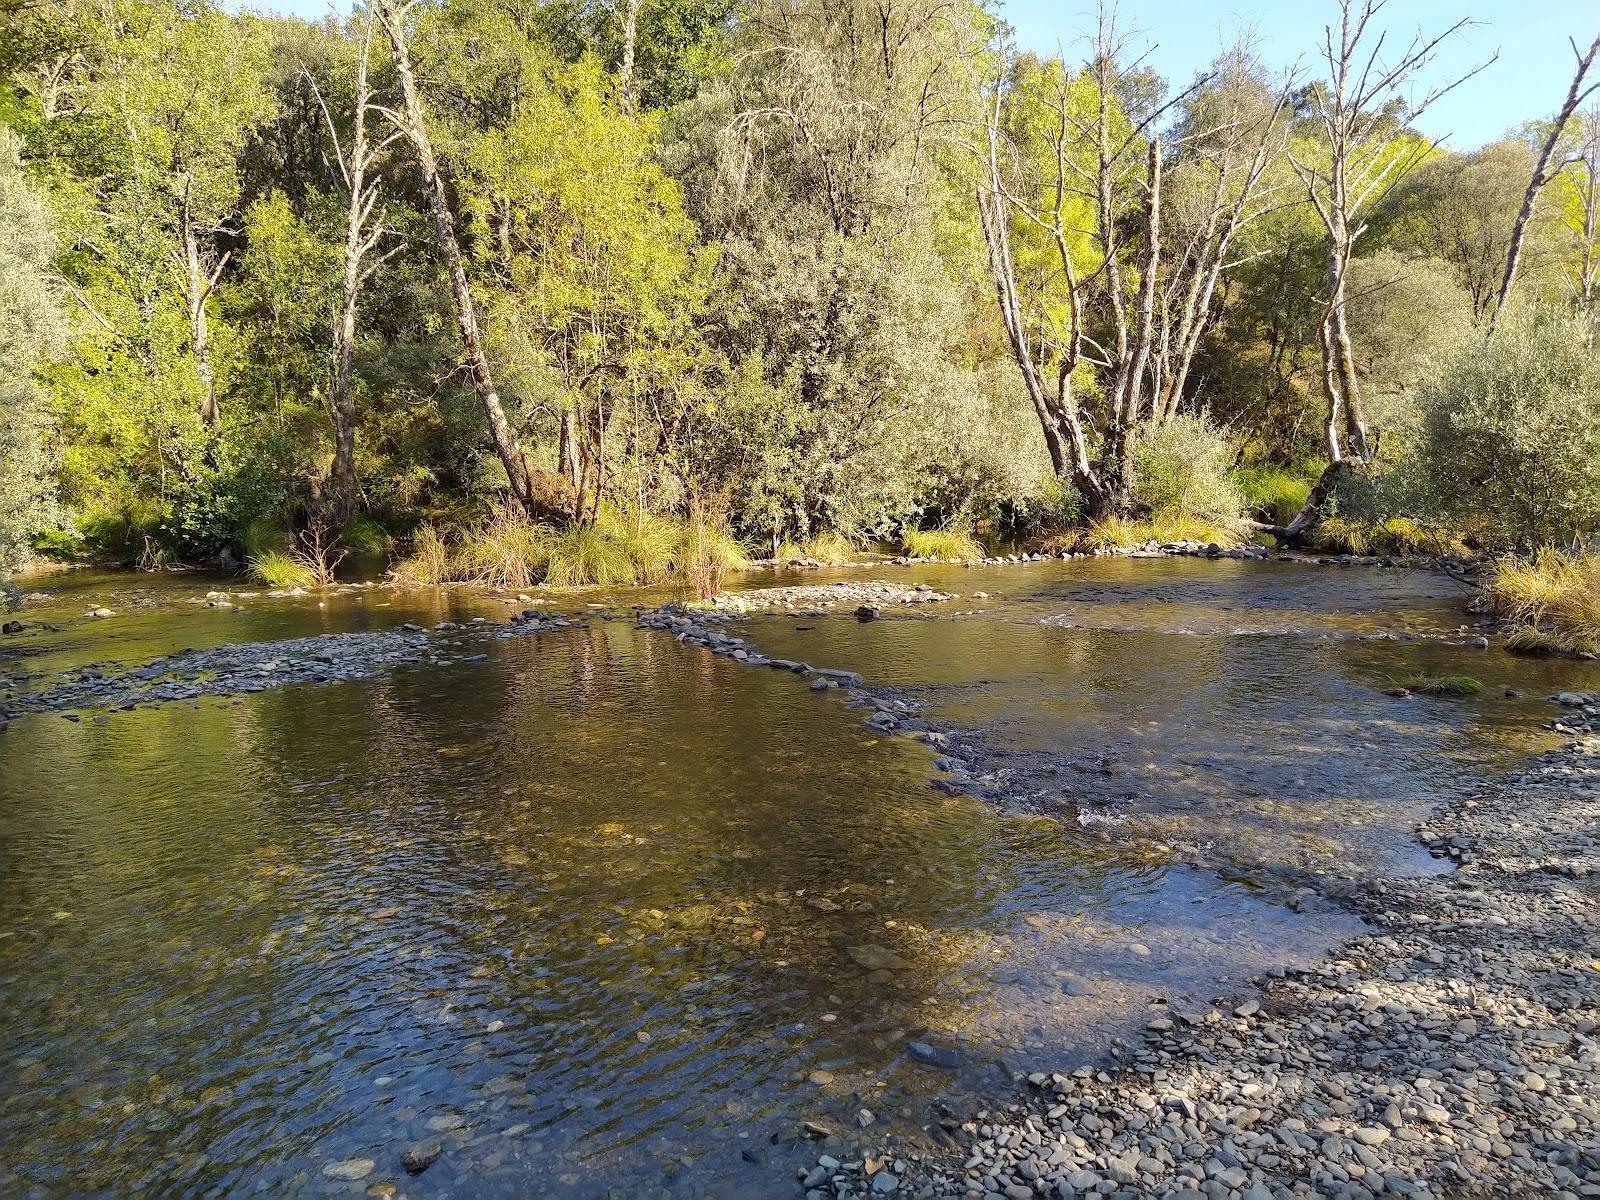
[1,559,1593,1198]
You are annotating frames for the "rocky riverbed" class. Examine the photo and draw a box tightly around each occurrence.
[792,696,1600,1200]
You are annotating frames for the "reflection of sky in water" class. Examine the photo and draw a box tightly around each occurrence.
[0,558,1593,1198]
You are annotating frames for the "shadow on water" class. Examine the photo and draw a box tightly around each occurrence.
[0,558,1594,1197]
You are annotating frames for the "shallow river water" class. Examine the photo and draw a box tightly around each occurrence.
[0,558,1594,1199]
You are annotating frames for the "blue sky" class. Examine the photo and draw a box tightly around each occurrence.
[244,0,1592,150]
[1002,1,1593,149]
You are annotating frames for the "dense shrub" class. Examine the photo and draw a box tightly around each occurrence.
[1132,414,1245,522]
[1411,311,1600,549]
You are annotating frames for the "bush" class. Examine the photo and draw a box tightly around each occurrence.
[1411,309,1600,549]
[1132,414,1245,523]
[901,523,983,560]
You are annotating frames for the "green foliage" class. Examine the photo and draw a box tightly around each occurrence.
[7,0,1600,582]
[1232,464,1314,526]
[0,128,63,578]
[1131,415,1245,522]
[343,519,393,555]
[1410,310,1600,549]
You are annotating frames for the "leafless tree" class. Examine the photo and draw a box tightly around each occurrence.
[304,16,405,534]
[1492,33,1600,333]
[977,12,1286,517]
[1561,105,1600,318]
[1153,53,1296,423]
[1273,0,1490,539]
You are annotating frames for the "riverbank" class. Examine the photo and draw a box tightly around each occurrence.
[802,697,1600,1200]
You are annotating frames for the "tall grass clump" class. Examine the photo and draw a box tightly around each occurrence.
[247,550,317,588]
[597,504,680,583]
[1488,549,1600,654]
[901,522,983,560]
[543,521,636,588]
[776,530,857,564]
[679,507,749,600]
[454,508,550,588]
[392,524,454,586]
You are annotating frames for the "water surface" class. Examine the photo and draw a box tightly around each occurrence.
[2,558,1594,1198]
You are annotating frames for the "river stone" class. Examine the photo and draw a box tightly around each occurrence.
[401,1139,442,1174]
[870,1171,899,1194]
[846,944,910,971]
[323,1158,376,1181]
[907,1041,962,1068]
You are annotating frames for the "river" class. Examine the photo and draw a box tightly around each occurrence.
[1,557,1592,1198]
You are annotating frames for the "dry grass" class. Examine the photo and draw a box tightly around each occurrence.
[1488,549,1600,654]
[1309,515,1467,558]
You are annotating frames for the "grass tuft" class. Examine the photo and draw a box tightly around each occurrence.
[597,504,680,584]
[902,524,983,560]
[454,510,550,589]
[1387,674,1483,697]
[543,522,636,588]
[777,531,858,565]
[247,550,318,588]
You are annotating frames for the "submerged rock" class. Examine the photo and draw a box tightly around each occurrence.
[845,944,910,971]
[323,1158,375,1181]
[401,1138,442,1174]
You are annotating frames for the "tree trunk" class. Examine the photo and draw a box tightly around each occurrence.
[183,223,220,431]
[377,0,539,519]
[558,408,580,491]
[1493,34,1600,334]
[618,0,640,113]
